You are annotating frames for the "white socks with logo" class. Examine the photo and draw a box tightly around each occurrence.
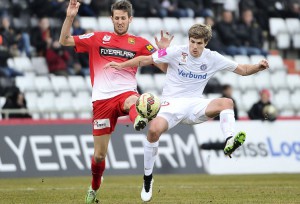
[219,109,235,139]
[144,138,159,176]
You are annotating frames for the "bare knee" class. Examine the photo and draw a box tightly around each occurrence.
[94,153,106,163]
[147,118,167,142]
[221,98,234,110]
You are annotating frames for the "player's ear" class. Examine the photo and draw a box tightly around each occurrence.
[129,16,133,23]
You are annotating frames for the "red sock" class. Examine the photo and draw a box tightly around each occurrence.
[129,104,138,122]
[91,157,105,190]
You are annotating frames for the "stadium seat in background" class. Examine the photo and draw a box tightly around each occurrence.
[136,74,155,93]
[179,17,195,33]
[13,56,34,73]
[129,17,148,35]
[292,32,300,49]
[250,55,265,65]
[15,75,37,92]
[85,75,92,92]
[13,17,30,30]
[54,93,76,119]
[50,75,71,95]
[273,89,292,112]
[163,17,181,34]
[140,33,156,46]
[218,72,238,89]
[269,18,287,37]
[72,91,92,119]
[31,57,49,75]
[241,90,259,112]
[276,32,291,49]
[153,74,166,94]
[232,89,243,111]
[146,18,164,35]
[270,70,288,91]
[7,58,15,68]
[223,55,233,61]
[98,17,114,31]
[37,92,57,119]
[24,92,39,119]
[253,71,271,90]
[234,55,250,64]
[171,32,184,45]
[285,18,300,34]
[291,90,300,111]
[286,75,300,92]
[68,76,89,94]
[34,76,54,93]
[80,17,98,30]
[266,55,286,72]
[30,17,38,27]
[0,97,6,118]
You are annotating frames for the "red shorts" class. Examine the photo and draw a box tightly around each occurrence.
[92,91,139,136]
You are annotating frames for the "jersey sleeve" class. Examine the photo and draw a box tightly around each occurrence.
[139,39,157,56]
[152,46,178,64]
[212,51,238,72]
[73,32,99,53]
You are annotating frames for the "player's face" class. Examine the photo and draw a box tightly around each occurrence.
[111,10,132,35]
[188,37,207,58]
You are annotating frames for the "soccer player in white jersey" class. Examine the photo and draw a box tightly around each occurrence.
[105,23,269,202]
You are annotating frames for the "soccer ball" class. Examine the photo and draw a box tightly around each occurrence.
[263,104,277,121]
[136,93,161,120]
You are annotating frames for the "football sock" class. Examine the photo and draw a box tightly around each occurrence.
[144,138,159,176]
[129,104,138,122]
[219,109,235,139]
[91,157,105,190]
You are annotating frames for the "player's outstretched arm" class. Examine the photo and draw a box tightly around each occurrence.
[59,0,80,46]
[234,59,269,76]
[105,56,154,70]
[155,30,174,49]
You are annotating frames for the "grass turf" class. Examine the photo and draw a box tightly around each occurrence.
[0,174,299,204]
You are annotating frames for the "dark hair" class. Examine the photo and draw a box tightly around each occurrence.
[111,0,133,17]
[188,24,212,43]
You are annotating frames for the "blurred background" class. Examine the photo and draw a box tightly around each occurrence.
[0,0,299,120]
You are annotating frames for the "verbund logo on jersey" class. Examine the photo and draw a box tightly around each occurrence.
[177,69,207,79]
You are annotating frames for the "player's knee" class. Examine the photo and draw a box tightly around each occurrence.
[148,126,162,142]
[220,98,234,110]
[94,153,106,163]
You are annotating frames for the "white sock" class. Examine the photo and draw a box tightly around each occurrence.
[144,138,159,176]
[219,109,235,139]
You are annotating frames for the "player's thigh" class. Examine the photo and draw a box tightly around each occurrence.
[205,98,233,118]
[93,134,111,161]
[119,91,140,113]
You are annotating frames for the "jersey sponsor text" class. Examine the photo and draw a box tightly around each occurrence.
[177,69,207,79]
[100,47,136,59]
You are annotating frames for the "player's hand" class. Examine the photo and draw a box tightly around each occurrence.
[104,61,123,70]
[155,30,174,49]
[66,0,80,18]
[258,59,269,71]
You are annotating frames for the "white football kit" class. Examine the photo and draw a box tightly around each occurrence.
[152,45,238,129]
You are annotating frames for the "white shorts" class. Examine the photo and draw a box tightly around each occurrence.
[158,97,213,130]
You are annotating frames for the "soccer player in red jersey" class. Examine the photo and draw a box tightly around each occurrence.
[59,0,172,203]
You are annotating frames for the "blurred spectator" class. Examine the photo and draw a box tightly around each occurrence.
[131,0,163,17]
[248,89,277,121]
[204,15,226,54]
[214,84,239,120]
[78,0,96,17]
[1,87,31,119]
[160,0,189,18]
[90,0,112,16]
[203,77,222,94]
[177,0,201,17]
[0,15,31,57]
[72,17,86,36]
[237,9,268,56]
[45,40,71,76]
[0,46,23,77]
[286,0,300,18]
[30,17,59,56]
[216,10,247,56]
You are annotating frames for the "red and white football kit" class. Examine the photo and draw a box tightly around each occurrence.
[74,32,156,135]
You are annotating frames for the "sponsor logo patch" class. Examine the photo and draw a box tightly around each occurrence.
[146,44,156,53]
[93,119,110,130]
[128,37,135,44]
[200,64,207,71]
[99,47,136,59]
[79,33,94,39]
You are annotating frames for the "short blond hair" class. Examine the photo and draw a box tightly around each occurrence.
[188,24,212,43]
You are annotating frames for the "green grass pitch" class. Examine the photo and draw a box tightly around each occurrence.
[0,174,299,203]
